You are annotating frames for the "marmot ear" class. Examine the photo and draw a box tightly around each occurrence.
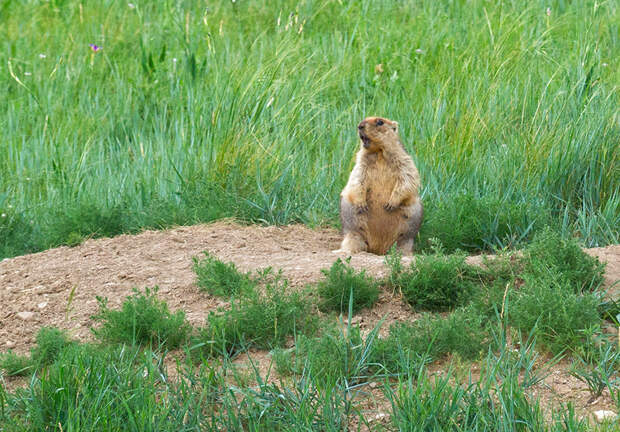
[392,122,399,132]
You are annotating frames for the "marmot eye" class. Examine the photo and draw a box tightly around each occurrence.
[376,119,384,126]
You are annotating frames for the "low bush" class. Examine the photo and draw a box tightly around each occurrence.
[92,287,191,350]
[317,258,380,314]
[30,327,75,367]
[374,307,488,373]
[523,228,605,293]
[193,252,255,297]
[508,271,601,354]
[192,270,315,357]
[0,351,32,377]
[0,327,74,376]
[387,243,477,312]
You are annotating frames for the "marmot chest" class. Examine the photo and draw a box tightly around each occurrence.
[364,156,398,207]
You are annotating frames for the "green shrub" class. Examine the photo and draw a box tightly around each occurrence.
[193,271,315,357]
[524,228,605,293]
[509,271,601,354]
[0,351,32,377]
[193,252,255,297]
[0,328,75,377]
[374,307,488,373]
[92,287,191,349]
[418,194,542,252]
[387,243,476,312]
[30,327,75,368]
[295,325,370,383]
[317,258,380,314]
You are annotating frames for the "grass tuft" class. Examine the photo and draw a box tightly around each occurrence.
[91,287,191,350]
[523,228,605,293]
[192,270,315,357]
[387,241,476,312]
[193,252,254,297]
[0,327,74,377]
[317,258,380,314]
[0,351,32,377]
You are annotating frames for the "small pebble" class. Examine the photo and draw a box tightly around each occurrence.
[5,340,15,348]
[372,413,387,422]
[17,311,34,320]
[593,410,617,423]
[37,302,48,309]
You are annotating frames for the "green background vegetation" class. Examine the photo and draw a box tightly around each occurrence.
[1,0,618,258]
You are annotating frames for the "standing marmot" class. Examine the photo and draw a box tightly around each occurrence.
[336,116,423,255]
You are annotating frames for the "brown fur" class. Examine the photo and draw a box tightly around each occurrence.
[336,116,423,255]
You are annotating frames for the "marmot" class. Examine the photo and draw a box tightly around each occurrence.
[336,116,423,255]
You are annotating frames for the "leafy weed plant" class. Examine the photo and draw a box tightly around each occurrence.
[92,287,191,350]
[0,351,32,377]
[374,306,488,373]
[387,242,478,311]
[193,270,315,357]
[508,271,601,355]
[317,258,380,314]
[193,252,255,297]
[523,228,605,293]
[0,327,74,376]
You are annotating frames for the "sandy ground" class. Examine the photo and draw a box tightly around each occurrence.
[1,221,619,419]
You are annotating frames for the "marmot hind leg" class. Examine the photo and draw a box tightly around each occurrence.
[338,232,368,254]
[398,200,424,254]
[334,196,368,254]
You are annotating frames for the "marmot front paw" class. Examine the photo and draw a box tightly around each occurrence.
[383,202,398,212]
[356,204,369,214]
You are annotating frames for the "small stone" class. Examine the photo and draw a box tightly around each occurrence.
[593,410,617,423]
[5,340,15,348]
[37,302,48,309]
[17,311,34,320]
[371,413,387,422]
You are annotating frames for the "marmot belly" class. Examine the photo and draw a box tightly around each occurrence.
[365,189,408,255]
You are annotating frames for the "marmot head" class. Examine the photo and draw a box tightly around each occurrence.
[357,117,399,152]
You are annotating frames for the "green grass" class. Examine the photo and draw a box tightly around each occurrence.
[380,230,608,359]
[387,243,479,311]
[193,251,255,297]
[192,269,316,358]
[0,327,74,376]
[1,0,618,259]
[2,314,618,431]
[1,248,619,430]
[317,258,380,314]
[91,287,191,350]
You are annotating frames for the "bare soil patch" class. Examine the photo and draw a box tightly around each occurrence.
[1,221,619,417]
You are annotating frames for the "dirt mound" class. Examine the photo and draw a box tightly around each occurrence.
[1,221,619,355]
[1,221,620,416]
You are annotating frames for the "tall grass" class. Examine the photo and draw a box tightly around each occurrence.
[1,0,618,258]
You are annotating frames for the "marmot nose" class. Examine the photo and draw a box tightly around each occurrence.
[358,121,365,130]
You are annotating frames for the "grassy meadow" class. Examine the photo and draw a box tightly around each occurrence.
[0,0,618,258]
[1,1,620,429]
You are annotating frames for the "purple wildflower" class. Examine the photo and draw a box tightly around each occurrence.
[89,44,102,52]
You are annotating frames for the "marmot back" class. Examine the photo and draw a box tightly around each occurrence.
[336,117,423,255]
